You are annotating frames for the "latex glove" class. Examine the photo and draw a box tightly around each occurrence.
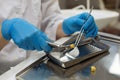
[62,12,98,37]
[1,18,51,52]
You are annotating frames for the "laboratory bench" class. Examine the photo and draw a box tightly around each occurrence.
[0,33,120,80]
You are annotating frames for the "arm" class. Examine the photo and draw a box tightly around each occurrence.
[0,0,15,50]
[56,23,66,39]
[0,27,9,50]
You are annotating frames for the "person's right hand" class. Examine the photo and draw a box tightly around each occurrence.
[1,18,51,52]
[62,12,98,38]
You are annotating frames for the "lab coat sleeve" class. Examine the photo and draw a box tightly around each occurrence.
[0,0,12,24]
[41,0,64,40]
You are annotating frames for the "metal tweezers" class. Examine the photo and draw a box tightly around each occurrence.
[74,6,93,47]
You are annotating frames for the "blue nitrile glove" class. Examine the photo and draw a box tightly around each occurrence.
[62,12,98,37]
[1,18,52,52]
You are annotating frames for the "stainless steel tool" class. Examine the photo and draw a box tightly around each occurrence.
[67,6,93,59]
[47,41,70,49]
[47,41,76,59]
[74,6,93,47]
[98,32,120,44]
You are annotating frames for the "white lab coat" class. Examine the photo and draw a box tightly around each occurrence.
[0,0,63,74]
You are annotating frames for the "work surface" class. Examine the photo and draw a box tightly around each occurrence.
[0,40,120,80]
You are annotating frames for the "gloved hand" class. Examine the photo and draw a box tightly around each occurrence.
[1,18,51,52]
[62,12,98,37]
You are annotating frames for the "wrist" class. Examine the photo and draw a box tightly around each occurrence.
[56,23,67,39]
[0,27,9,50]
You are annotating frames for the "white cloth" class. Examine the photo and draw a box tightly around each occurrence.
[0,0,63,74]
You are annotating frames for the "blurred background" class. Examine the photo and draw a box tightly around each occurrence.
[58,0,120,36]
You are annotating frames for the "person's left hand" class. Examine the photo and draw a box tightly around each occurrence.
[1,18,52,52]
[62,12,98,38]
